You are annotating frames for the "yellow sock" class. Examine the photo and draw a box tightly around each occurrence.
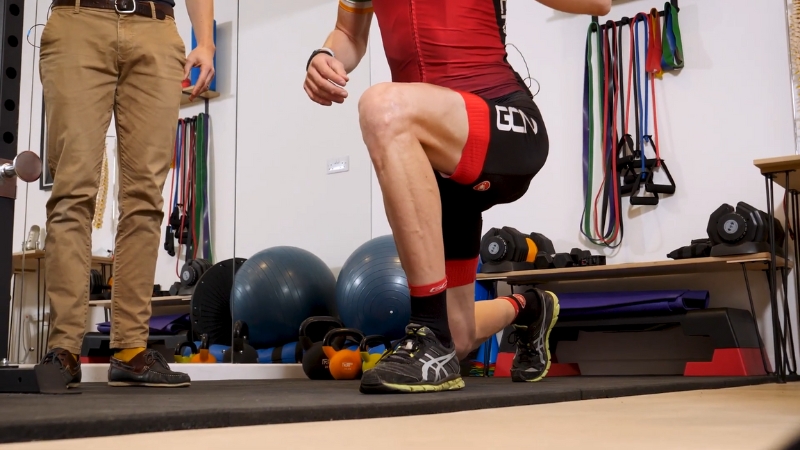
[114,347,146,362]
[72,353,80,362]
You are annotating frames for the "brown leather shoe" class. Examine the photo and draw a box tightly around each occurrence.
[108,349,191,387]
[39,348,81,388]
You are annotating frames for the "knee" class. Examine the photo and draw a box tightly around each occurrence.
[358,83,413,146]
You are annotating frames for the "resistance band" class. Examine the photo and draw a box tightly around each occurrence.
[618,17,637,198]
[634,13,649,180]
[647,9,663,165]
[195,113,213,261]
[165,119,184,259]
[581,5,682,241]
[627,13,661,206]
[165,113,214,272]
[647,9,664,81]
[581,22,602,245]
[592,20,622,245]
[581,21,623,247]
[661,1,684,71]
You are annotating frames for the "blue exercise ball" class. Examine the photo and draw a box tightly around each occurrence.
[336,235,410,339]
[232,246,336,349]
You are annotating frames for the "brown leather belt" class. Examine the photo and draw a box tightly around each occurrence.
[51,0,174,20]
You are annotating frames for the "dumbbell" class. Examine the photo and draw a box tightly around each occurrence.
[536,252,579,269]
[180,259,213,287]
[534,252,554,269]
[553,253,575,268]
[89,269,106,295]
[480,227,555,264]
[707,202,786,249]
[530,232,556,255]
[590,255,607,266]
[570,248,592,266]
[706,204,749,246]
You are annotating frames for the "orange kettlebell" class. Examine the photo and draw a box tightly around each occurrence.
[191,334,216,364]
[322,328,365,380]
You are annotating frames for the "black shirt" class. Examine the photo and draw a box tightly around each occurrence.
[153,0,175,7]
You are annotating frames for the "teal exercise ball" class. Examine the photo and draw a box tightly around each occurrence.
[231,246,336,349]
[335,235,410,340]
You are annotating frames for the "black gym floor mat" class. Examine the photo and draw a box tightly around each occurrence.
[0,375,780,444]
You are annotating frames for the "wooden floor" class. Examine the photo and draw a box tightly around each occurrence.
[4,383,800,450]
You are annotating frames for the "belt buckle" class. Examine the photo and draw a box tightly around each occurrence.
[114,0,137,14]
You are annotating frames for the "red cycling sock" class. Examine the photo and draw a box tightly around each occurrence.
[502,294,526,318]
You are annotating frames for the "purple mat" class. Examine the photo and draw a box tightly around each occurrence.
[557,290,709,318]
[97,314,190,335]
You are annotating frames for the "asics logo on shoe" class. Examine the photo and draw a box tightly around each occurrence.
[419,351,456,382]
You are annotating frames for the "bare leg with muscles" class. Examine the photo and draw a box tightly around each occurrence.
[304,0,610,393]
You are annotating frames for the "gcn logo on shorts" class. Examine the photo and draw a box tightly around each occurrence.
[473,181,491,191]
[496,106,538,134]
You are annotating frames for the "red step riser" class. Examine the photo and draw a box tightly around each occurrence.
[684,348,767,376]
[495,348,766,378]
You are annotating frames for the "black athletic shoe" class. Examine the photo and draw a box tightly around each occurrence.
[39,348,81,388]
[359,324,464,394]
[509,289,560,382]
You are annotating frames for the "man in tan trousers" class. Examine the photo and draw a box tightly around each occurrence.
[38,0,215,388]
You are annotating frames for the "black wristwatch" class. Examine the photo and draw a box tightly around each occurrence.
[306,47,335,71]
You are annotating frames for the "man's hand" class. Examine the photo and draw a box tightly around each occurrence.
[304,53,350,106]
[185,44,216,101]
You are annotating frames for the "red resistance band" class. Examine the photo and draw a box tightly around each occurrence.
[647,9,662,165]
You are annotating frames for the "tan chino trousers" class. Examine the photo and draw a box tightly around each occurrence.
[39,3,186,355]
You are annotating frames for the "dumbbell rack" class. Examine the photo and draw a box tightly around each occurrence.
[476,252,793,380]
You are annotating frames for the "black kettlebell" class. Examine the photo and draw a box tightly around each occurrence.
[223,320,258,364]
[299,316,345,380]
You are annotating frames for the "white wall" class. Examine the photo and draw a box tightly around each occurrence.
[789,0,800,153]
[233,0,373,270]
[368,0,799,369]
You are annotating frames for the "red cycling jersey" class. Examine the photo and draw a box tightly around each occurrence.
[370,0,524,100]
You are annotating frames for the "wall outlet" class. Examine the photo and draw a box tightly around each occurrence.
[327,156,349,174]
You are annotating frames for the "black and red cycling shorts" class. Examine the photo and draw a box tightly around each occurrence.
[441,89,549,288]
